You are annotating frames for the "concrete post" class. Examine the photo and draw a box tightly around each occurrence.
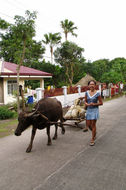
[36,88,44,102]
[77,85,81,96]
[62,86,67,107]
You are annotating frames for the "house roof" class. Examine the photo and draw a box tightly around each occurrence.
[0,61,52,77]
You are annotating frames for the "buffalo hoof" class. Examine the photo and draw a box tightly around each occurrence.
[47,142,52,146]
[62,129,65,134]
[26,147,32,153]
[53,136,57,140]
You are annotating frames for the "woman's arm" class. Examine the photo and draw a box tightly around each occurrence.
[85,95,91,107]
[98,95,103,106]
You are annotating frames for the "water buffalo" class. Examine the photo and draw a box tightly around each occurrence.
[15,98,65,153]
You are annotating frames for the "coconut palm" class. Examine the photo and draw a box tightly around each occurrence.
[61,19,77,41]
[42,32,61,64]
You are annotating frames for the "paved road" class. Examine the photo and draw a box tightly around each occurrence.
[0,96,126,190]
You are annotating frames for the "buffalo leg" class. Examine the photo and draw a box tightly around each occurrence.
[53,124,58,140]
[26,127,36,153]
[60,118,65,134]
[46,125,52,145]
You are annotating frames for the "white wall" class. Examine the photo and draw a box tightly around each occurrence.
[3,78,24,104]
[53,92,85,108]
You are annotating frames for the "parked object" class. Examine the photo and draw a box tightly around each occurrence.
[64,98,86,119]
[64,98,86,128]
[15,98,65,153]
[27,96,33,104]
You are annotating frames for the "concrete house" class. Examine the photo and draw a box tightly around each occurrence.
[0,61,52,105]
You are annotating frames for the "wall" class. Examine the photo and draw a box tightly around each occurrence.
[3,78,24,104]
[0,78,4,104]
[53,92,85,108]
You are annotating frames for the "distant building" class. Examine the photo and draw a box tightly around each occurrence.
[0,61,52,104]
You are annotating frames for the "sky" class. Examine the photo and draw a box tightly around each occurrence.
[0,0,126,62]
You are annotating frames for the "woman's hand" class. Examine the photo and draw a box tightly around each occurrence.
[86,102,96,106]
[89,102,95,106]
[85,102,90,106]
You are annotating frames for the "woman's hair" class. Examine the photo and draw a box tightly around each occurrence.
[88,80,96,86]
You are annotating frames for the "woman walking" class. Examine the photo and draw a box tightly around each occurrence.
[83,80,103,146]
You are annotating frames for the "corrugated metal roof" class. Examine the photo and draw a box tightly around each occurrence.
[0,61,52,77]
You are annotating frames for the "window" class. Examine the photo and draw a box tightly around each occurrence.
[7,80,17,95]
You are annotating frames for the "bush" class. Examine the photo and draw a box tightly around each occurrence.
[0,106,15,120]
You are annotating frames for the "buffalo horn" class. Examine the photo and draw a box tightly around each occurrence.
[24,103,39,117]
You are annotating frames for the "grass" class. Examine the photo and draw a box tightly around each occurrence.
[0,119,18,138]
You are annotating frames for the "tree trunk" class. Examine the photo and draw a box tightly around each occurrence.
[50,46,53,64]
[65,32,67,41]
[65,65,72,86]
[65,63,73,86]
[70,63,74,85]
[17,38,26,114]
[17,66,20,114]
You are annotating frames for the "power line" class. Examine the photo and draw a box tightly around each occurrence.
[11,0,28,11]
[0,0,30,22]
[0,11,13,19]
[4,0,26,12]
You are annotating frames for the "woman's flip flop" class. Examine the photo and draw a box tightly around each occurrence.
[90,141,95,146]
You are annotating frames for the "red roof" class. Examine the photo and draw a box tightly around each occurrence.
[0,62,52,77]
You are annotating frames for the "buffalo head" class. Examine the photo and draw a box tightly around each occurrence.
[15,109,39,136]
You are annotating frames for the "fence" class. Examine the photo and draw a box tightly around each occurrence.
[102,87,120,99]
[35,85,121,107]
[35,85,100,107]
[44,85,99,97]
[44,87,63,97]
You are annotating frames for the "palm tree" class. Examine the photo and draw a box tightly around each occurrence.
[61,19,77,41]
[42,32,61,64]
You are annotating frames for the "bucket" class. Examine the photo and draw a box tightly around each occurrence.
[27,96,33,104]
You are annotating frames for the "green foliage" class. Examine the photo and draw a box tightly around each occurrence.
[28,60,66,88]
[0,18,10,30]
[42,32,61,63]
[0,11,45,64]
[0,106,15,120]
[73,61,86,84]
[27,80,40,89]
[42,32,61,46]
[91,59,110,81]
[6,102,18,112]
[61,19,77,41]
[100,70,124,84]
[54,41,84,85]
[110,57,126,81]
